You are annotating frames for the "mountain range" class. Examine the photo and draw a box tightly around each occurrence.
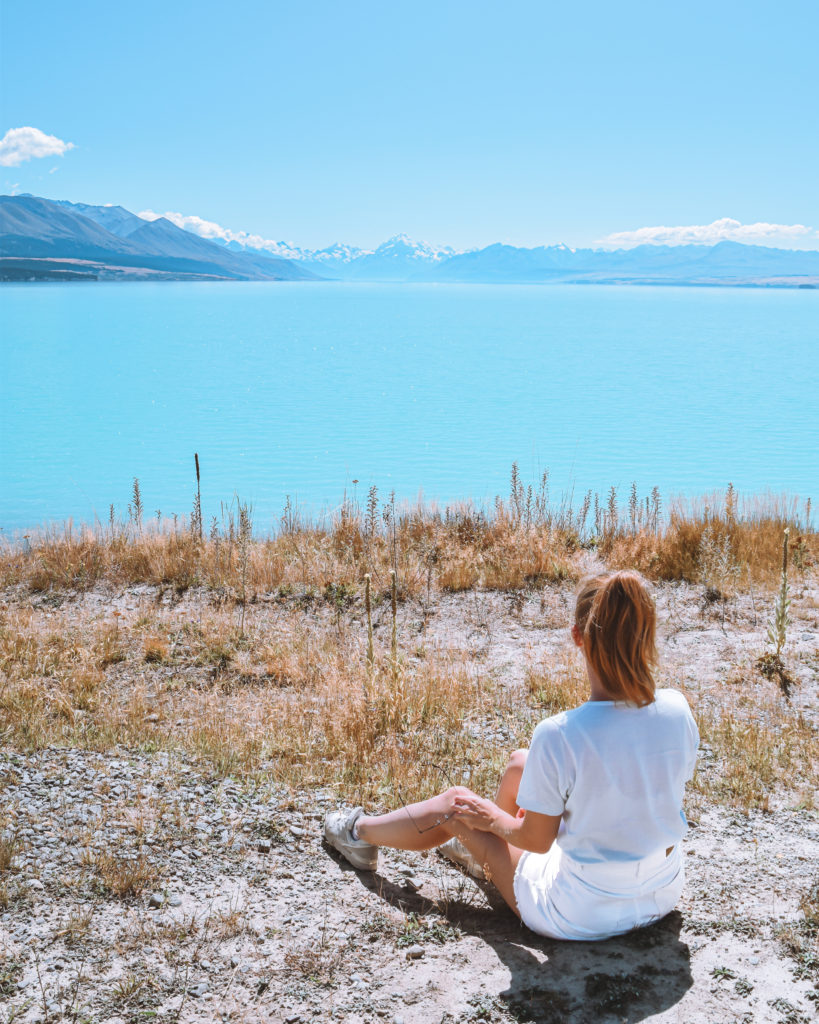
[0,195,316,282]
[2,194,818,286]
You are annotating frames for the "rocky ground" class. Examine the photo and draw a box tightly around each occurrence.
[1,575,817,1024]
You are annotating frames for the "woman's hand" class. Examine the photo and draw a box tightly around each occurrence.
[452,793,501,832]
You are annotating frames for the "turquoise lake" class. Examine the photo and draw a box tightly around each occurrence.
[1,282,817,535]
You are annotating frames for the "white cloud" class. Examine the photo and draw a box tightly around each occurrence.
[596,218,815,249]
[0,126,75,167]
[137,208,301,257]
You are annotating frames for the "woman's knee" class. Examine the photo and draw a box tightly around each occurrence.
[432,787,468,835]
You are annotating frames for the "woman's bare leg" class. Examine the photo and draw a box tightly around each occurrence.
[356,751,530,915]
[445,819,524,916]
[355,789,462,851]
[495,749,527,816]
[356,750,528,852]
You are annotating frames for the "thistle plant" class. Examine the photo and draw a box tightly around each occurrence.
[365,485,378,539]
[390,569,398,681]
[128,478,143,531]
[629,481,639,534]
[238,499,252,636]
[767,528,791,660]
[651,486,662,533]
[192,453,203,542]
[387,567,405,726]
[606,486,618,538]
[364,573,374,671]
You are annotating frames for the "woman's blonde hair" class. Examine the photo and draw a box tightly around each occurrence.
[574,570,657,706]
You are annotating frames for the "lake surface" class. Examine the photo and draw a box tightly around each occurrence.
[1,282,817,535]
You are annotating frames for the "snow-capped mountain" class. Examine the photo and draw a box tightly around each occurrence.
[220,233,458,280]
[4,195,819,286]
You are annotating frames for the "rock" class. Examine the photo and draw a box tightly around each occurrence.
[168,895,183,907]
[404,944,425,960]
[188,981,209,997]
[289,825,304,837]
[148,892,164,908]
[258,839,272,853]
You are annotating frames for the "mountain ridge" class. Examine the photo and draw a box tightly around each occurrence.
[2,195,818,286]
[0,196,318,282]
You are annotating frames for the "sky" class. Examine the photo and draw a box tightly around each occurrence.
[1,0,818,251]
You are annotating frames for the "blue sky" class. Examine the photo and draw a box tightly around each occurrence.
[1,0,818,250]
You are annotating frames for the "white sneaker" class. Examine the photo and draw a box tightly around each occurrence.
[437,837,485,879]
[323,807,378,871]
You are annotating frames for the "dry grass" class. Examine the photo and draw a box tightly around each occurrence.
[605,492,816,586]
[1,569,817,814]
[0,595,528,805]
[0,479,816,817]
[55,907,95,945]
[0,831,21,875]
[685,676,819,813]
[85,851,158,898]
[526,654,589,714]
[778,876,819,981]
[0,495,578,600]
[1,483,813,609]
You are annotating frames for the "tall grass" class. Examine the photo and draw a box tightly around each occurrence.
[1,470,813,596]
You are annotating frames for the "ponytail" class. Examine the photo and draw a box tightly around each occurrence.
[574,571,657,706]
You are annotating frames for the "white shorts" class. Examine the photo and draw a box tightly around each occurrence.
[513,843,685,941]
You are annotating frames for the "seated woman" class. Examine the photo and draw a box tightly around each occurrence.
[324,570,699,941]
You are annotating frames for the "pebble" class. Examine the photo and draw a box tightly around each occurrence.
[258,839,272,853]
[189,981,209,997]
[148,892,164,908]
[404,944,425,960]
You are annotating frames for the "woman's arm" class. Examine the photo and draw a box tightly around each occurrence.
[452,793,560,854]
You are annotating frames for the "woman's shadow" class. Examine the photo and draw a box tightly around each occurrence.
[354,865,693,1024]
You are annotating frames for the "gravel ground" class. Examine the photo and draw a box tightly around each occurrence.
[1,747,817,1023]
[1,576,817,1023]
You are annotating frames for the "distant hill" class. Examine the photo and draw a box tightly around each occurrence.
[0,196,318,282]
[222,231,819,287]
[414,239,819,285]
[3,194,818,286]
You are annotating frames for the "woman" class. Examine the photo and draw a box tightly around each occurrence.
[324,570,699,940]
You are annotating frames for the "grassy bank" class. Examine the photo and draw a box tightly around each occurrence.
[0,477,816,814]
[1,474,814,596]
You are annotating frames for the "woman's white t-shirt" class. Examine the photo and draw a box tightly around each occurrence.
[512,687,699,940]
